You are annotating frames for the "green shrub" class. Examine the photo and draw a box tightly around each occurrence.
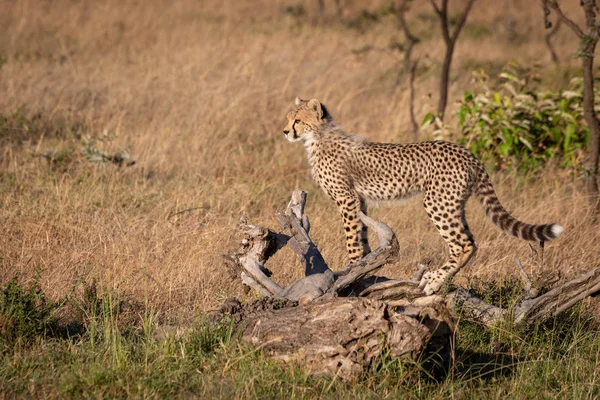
[456,64,591,172]
[0,277,58,346]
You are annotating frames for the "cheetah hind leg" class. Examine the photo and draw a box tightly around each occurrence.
[419,199,477,295]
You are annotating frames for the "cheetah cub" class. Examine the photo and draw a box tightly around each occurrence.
[283,97,563,295]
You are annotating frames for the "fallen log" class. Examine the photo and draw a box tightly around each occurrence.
[221,190,600,377]
[216,296,450,379]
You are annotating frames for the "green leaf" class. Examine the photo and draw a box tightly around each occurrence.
[519,136,533,150]
[499,143,511,156]
[493,92,502,104]
[458,107,468,126]
[421,112,435,127]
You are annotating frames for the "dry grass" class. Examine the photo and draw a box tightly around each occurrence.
[1,0,599,322]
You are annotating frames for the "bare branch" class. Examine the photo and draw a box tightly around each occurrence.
[514,266,600,325]
[398,0,420,45]
[543,0,585,37]
[451,0,477,42]
[328,211,400,294]
[429,0,442,18]
[544,17,562,64]
[225,224,285,295]
[430,0,451,44]
[410,259,431,283]
[397,0,421,139]
[446,288,506,326]
[276,190,328,276]
[408,61,420,139]
[514,256,536,299]
[240,271,271,297]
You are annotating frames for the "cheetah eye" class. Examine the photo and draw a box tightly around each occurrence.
[293,119,300,125]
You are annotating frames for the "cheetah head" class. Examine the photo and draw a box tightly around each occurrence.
[283,97,331,142]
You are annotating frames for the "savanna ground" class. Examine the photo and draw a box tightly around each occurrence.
[1,0,600,398]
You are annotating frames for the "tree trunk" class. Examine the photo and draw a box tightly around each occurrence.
[582,55,600,211]
[438,42,455,121]
[429,0,477,121]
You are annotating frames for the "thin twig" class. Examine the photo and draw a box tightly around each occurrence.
[544,17,562,65]
[397,0,421,139]
[514,256,536,299]
[543,0,584,37]
[408,60,420,140]
[451,0,477,41]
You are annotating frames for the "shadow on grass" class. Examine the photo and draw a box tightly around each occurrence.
[449,348,520,382]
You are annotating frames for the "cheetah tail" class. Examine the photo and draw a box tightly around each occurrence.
[474,168,563,242]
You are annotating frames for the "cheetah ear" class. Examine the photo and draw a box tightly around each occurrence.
[308,99,323,119]
[294,97,303,106]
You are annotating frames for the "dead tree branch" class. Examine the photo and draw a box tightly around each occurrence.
[397,0,421,139]
[429,0,477,121]
[544,17,562,65]
[222,190,600,376]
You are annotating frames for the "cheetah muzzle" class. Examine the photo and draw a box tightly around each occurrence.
[283,97,563,295]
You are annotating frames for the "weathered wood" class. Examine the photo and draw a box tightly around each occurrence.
[276,190,328,276]
[223,223,286,295]
[226,190,403,302]
[222,190,600,377]
[513,266,600,325]
[445,288,506,326]
[234,296,452,379]
[328,211,400,294]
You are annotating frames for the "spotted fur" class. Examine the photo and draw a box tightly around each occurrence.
[283,98,563,294]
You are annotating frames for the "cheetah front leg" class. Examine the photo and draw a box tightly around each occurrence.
[337,193,370,264]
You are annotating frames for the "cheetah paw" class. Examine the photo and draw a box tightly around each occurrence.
[418,270,449,295]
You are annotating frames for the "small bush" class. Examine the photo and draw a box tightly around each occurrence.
[0,277,58,346]
[456,64,591,172]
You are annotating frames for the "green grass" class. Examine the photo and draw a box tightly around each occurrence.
[1,278,599,399]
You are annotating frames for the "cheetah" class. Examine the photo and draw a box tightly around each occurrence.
[283,97,563,295]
